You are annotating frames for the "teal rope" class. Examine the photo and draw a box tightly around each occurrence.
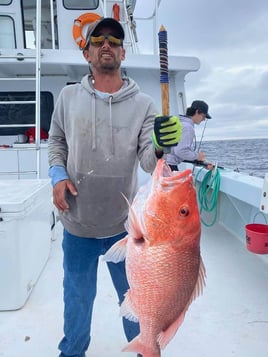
[195,168,221,227]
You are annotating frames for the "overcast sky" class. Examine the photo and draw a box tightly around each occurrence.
[134,0,268,140]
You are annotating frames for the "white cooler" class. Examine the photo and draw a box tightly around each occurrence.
[0,179,54,310]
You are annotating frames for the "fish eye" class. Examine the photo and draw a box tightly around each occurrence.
[179,206,190,217]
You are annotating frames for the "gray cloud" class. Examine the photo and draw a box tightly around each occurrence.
[135,0,268,139]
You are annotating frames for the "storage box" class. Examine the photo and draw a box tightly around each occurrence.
[0,179,53,310]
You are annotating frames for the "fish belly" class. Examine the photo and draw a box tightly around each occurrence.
[124,242,200,353]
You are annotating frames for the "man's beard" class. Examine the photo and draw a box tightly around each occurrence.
[99,61,120,72]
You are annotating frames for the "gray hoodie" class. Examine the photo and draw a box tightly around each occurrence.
[48,74,159,238]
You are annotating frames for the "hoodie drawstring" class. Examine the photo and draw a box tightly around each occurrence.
[91,93,96,150]
[108,95,115,155]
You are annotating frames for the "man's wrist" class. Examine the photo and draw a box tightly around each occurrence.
[152,132,163,151]
[155,149,164,158]
[48,165,69,187]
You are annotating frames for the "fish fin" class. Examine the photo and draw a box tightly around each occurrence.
[158,310,186,349]
[158,257,206,349]
[179,256,206,309]
[122,192,146,241]
[120,290,139,322]
[102,237,128,263]
[190,256,206,302]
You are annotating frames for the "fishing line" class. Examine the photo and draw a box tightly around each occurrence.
[194,166,221,227]
[197,118,209,152]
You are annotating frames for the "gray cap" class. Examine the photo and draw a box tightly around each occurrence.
[84,17,125,49]
[191,100,211,119]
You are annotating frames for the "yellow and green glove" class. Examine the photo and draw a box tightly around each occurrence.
[152,115,182,151]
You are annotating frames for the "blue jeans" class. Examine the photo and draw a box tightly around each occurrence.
[58,229,140,357]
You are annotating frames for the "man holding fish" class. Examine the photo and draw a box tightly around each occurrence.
[48,17,182,357]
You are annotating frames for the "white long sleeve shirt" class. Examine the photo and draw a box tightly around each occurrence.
[166,115,198,166]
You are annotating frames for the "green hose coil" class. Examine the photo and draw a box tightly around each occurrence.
[195,167,221,227]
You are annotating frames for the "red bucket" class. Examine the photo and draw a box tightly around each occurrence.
[245,223,268,254]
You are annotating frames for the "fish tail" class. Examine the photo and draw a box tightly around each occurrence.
[122,335,161,357]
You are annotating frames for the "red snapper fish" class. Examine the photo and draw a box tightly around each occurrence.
[104,159,206,357]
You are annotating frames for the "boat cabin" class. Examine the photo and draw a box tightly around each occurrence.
[0,0,200,179]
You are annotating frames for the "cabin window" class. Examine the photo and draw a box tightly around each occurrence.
[0,16,15,48]
[22,0,58,49]
[0,0,12,4]
[0,91,54,136]
[63,0,99,10]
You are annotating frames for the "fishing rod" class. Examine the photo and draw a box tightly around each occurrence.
[158,26,222,174]
[158,25,169,117]
[158,25,170,154]
[183,160,225,170]
[157,27,222,227]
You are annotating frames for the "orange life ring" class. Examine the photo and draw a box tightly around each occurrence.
[72,12,101,49]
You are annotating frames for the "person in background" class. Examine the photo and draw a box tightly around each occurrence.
[48,17,182,357]
[166,100,212,171]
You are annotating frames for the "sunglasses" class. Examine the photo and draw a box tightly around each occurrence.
[90,34,123,47]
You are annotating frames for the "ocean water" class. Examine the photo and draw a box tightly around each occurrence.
[197,138,268,179]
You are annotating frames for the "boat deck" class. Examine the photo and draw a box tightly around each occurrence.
[1,221,268,357]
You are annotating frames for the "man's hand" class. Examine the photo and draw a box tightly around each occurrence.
[52,179,78,212]
[197,151,206,162]
[152,115,182,150]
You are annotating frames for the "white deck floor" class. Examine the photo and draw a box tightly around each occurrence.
[1,221,268,357]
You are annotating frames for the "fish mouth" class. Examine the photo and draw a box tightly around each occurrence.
[153,159,193,193]
[161,160,192,181]
[162,160,173,177]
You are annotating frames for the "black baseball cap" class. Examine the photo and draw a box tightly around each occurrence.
[191,100,211,119]
[84,17,125,49]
